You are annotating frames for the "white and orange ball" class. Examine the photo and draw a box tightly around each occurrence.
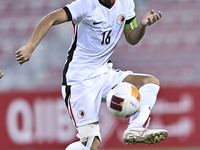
[106,82,141,118]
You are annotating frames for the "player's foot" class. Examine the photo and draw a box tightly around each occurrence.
[123,128,168,145]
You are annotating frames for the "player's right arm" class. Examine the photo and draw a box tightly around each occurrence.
[16,8,69,65]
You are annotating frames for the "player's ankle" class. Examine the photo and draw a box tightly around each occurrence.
[128,122,143,129]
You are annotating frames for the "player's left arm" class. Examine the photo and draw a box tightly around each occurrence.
[124,10,162,45]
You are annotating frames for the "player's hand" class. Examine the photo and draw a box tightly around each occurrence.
[15,44,35,65]
[141,10,162,26]
[0,70,3,79]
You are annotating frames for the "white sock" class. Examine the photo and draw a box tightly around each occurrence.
[65,141,90,150]
[128,83,160,129]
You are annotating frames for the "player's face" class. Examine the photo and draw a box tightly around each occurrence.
[101,0,115,6]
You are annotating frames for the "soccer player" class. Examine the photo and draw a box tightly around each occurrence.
[15,0,168,149]
[0,70,3,79]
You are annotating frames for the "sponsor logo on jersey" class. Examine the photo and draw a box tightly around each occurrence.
[117,14,126,25]
[77,109,86,119]
[93,21,103,25]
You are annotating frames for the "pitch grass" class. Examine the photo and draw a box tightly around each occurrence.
[99,148,200,150]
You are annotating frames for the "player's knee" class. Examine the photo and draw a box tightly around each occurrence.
[145,75,160,86]
[65,141,83,150]
[88,136,100,150]
[77,123,101,150]
[81,136,100,150]
[123,74,160,88]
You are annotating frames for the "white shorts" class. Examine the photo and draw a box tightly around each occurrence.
[61,67,133,127]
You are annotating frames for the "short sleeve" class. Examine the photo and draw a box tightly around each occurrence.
[65,0,90,23]
[126,0,136,21]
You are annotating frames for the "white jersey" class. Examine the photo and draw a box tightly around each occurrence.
[62,0,136,85]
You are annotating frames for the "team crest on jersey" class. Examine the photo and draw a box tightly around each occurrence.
[77,109,86,119]
[117,14,126,25]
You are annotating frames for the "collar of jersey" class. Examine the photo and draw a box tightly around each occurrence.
[98,0,115,9]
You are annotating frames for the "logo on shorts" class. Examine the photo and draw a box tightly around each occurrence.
[77,109,85,119]
[117,14,126,25]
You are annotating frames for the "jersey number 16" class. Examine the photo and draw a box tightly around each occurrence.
[101,30,112,45]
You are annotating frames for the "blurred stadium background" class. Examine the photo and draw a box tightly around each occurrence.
[0,0,200,149]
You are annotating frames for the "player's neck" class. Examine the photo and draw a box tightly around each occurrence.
[101,0,115,6]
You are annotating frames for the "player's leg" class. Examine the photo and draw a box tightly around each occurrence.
[76,121,101,150]
[62,74,105,150]
[64,122,101,150]
[122,74,168,144]
[65,141,87,150]
[102,69,168,145]
[122,73,160,89]
[62,86,101,149]
[122,73,160,127]
[65,136,100,150]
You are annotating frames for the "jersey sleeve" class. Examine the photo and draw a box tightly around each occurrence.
[126,0,136,20]
[65,0,90,24]
[124,0,137,30]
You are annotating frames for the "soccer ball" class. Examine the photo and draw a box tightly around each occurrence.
[106,82,141,118]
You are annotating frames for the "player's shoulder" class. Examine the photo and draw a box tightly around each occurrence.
[122,0,135,5]
[122,0,135,9]
[70,0,92,7]
[126,0,135,4]
[78,0,94,5]
[68,0,93,14]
